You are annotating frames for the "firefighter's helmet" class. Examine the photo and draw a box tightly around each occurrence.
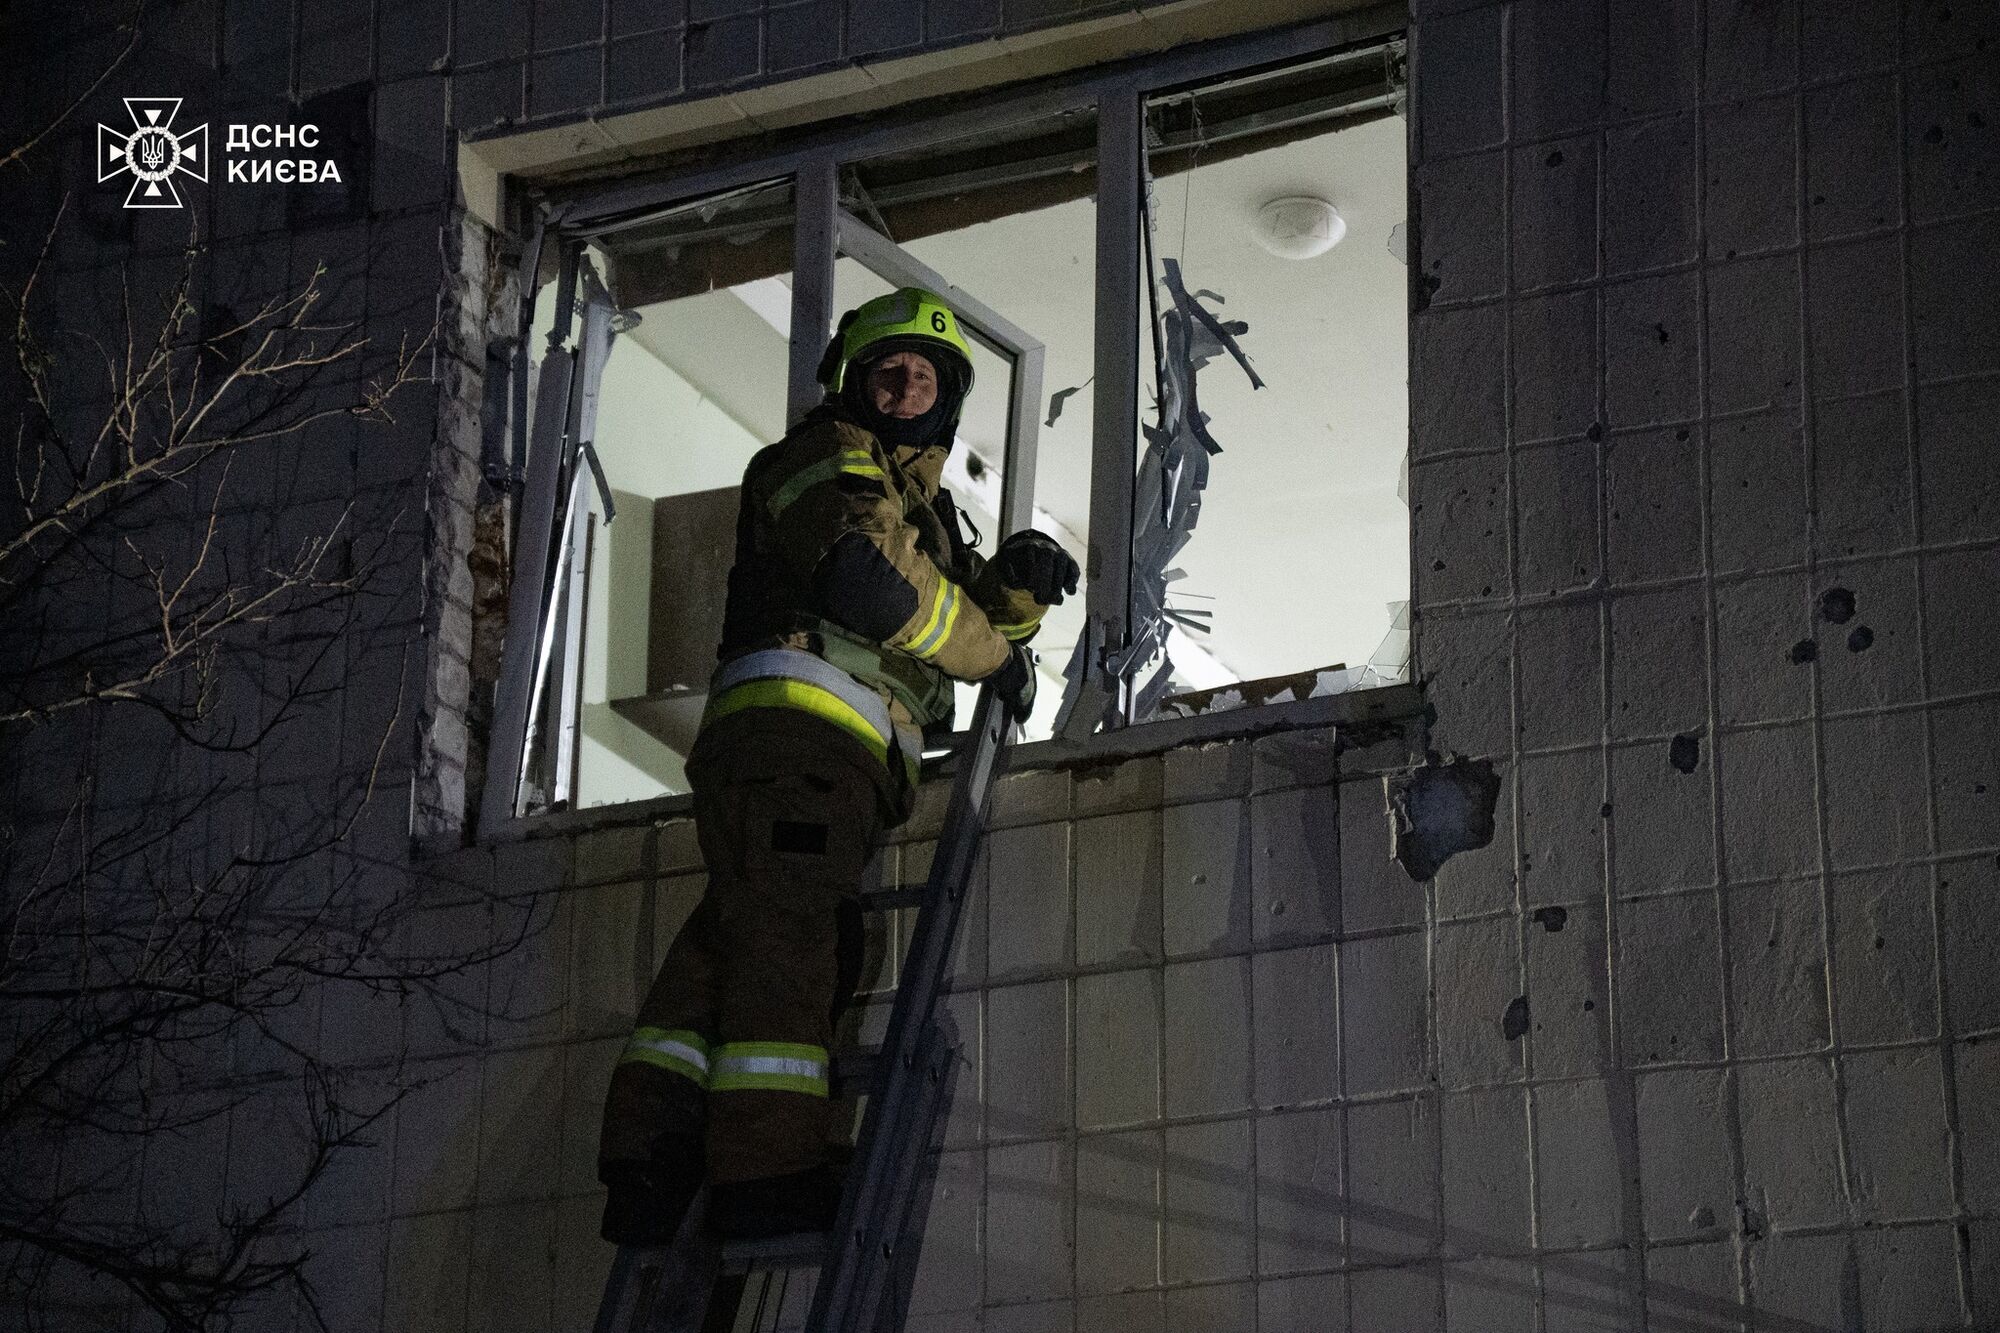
[817,287,975,400]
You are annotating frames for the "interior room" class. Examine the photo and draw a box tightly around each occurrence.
[533,71,1410,808]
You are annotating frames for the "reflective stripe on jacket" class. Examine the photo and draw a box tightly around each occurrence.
[703,647,921,791]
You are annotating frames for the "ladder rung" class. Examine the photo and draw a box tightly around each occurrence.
[858,883,926,911]
[717,1230,829,1273]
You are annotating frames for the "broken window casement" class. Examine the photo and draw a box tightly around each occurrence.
[1060,46,1412,734]
[474,14,1411,832]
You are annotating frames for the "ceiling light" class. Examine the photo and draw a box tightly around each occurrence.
[1252,195,1345,259]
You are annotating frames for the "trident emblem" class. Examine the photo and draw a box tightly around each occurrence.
[97,98,208,209]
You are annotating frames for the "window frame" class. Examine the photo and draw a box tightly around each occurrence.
[478,9,1411,836]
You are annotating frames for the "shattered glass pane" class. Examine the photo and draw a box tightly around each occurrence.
[1118,63,1411,721]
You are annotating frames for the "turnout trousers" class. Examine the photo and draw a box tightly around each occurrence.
[597,710,890,1187]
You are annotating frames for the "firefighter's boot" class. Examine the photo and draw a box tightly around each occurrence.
[707,1163,846,1240]
[598,1134,703,1246]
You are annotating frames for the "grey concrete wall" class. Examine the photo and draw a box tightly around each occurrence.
[1405,0,2000,1326]
[1,0,1995,1329]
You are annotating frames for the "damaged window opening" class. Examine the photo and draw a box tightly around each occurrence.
[478,33,1408,829]
[1064,52,1412,733]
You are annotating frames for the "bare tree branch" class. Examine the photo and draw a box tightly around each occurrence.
[0,66,527,1329]
[0,3,147,175]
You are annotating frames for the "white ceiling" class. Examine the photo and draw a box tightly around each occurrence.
[596,109,1410,699]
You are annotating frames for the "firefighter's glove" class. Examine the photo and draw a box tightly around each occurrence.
[990,643,1038,724]
[991,531,1080,606]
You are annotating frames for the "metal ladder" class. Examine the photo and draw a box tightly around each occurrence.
[593,683,1011,1333]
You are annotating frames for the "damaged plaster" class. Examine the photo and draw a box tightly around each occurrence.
[1388,753,1501,881]
[1811,585,1874,657]
[1819,586,1856,624]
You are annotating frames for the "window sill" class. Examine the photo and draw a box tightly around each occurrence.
[452,678,1423,853]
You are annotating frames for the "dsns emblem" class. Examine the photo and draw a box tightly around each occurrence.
[97,98,209,209]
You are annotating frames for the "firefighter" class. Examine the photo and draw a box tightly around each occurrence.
[598,287,1079,1244]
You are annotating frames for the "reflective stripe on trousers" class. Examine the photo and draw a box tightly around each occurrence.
[616,1027,711,1087]
[709,1040,830,1098]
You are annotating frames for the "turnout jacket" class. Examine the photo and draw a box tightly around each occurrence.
[697,405,1047,804]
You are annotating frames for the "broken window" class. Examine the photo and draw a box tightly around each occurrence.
[476,28,1407,829]
[577,183,797,809]
[486,182,797,819]
[1079,50,1412,731]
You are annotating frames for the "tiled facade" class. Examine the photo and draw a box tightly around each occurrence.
[1406,0,2000,1328]
[460,726,1422,1331]
[1,0,1996,1329]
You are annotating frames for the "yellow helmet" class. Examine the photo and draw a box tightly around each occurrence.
[817,287,975,399]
